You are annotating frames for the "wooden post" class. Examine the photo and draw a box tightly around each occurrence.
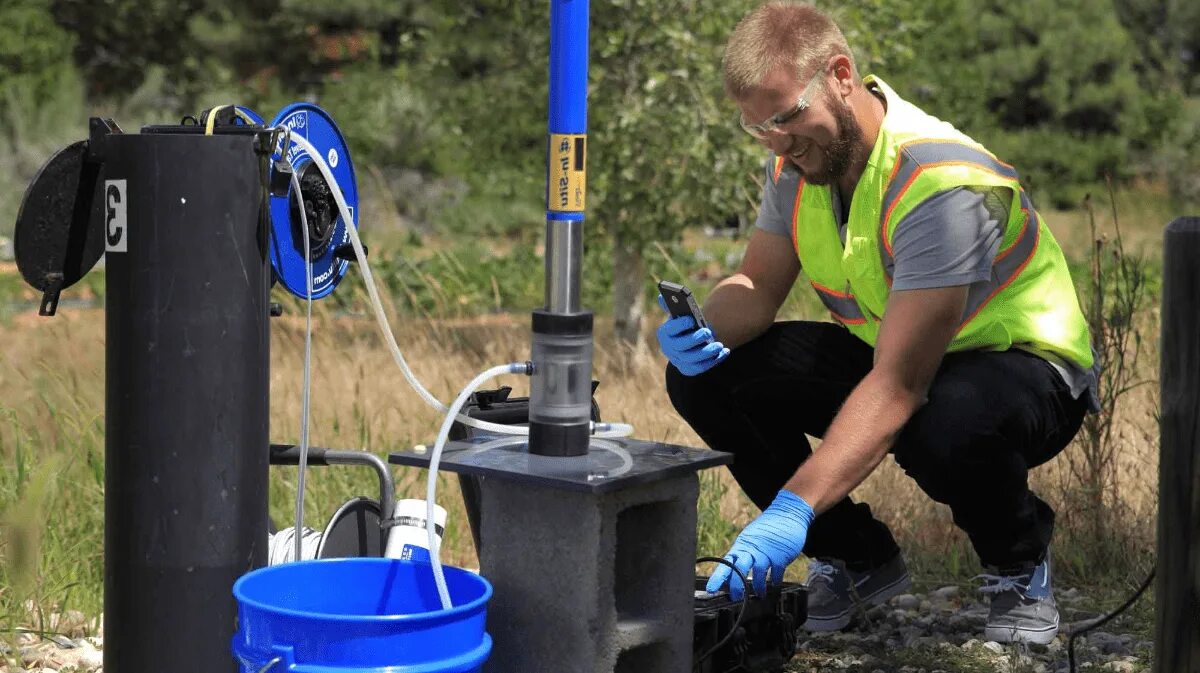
[1155,216,1200,673]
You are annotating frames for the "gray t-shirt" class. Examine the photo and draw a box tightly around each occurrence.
[755,163,1096,406]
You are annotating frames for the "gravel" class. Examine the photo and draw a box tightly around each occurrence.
[5,587,1151,673]
[788,586,1152,673]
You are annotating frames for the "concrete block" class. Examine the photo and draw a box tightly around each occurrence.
[479,473,699,673]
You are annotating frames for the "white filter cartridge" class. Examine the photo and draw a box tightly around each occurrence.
[385,498,447,563]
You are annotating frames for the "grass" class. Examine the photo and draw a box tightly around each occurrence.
[0,182,1172,669]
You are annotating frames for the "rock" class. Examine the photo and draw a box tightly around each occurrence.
[932,585,961,601]
[49,610,90,638]
[892,594,921,610]
[865,604,889,621]
[1101,661,1137,673]
[78,641,103,669]
[982,640,1006,654]
[1088,631,1131,655]
[47,634,75,649]
[946,614,970,631]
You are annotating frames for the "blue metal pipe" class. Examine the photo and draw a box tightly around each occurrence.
[548,0,588,135]
[545,0,588,220]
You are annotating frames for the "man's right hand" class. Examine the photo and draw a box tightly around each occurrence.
[655,295,730,376]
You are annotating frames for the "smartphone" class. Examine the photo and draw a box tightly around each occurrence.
[658,281,710,331]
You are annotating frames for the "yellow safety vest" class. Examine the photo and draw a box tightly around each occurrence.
[775,76,1093,370]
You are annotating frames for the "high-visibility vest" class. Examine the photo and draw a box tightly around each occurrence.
[776,76,1093,369]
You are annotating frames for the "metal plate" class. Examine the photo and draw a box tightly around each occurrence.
[267,103,359,299]
[13,140,106,298]
[389,435,732,494]
[317,496,384,559]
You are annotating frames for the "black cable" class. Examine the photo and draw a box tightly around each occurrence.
[1068,567,1155,673]
[693,556,754,671]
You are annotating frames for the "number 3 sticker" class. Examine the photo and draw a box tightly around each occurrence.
[105,179,127,253]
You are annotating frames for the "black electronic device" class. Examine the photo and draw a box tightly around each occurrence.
[693,578,807,673]
[659,280,710,330]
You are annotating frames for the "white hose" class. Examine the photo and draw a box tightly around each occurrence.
[290,160,315,563]
[269,527,322,565]
[427,362,529,609]
[284,133,634,440]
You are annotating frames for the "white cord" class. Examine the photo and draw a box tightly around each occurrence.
[289,160,315,564]
[283,133,634,440]
[427,362,529,609]
[269,527,322,566]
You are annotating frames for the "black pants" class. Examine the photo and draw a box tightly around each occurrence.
[666,321,1088,570]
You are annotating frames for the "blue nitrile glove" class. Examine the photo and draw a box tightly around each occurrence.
[655,295,730,376]
[706,490,815,600]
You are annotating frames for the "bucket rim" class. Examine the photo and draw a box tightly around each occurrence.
[233,558,492,623]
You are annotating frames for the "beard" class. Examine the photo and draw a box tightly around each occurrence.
[796,91,865,186]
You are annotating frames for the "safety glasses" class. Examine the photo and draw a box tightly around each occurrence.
[739,67,827,139]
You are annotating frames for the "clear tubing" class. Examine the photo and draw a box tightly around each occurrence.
[283,134,633,439]
[427,362,529,609]
[290,164,314,564]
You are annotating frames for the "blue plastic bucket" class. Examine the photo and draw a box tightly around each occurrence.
[232,558,492,673]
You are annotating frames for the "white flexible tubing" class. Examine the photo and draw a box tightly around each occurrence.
[428,362,529,609]
[291,166,315,564]
[285,134,635,440]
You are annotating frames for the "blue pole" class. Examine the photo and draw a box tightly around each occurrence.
[546,0,587,220]
[530,0,593,456]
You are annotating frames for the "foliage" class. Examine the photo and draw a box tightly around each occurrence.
[890,0,1179,208]
[317,64,449,173]
[51,0,207,99]
[1114,0,1200,95]
[0,0,81,139]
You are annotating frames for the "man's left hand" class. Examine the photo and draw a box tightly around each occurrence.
[705,490,814,600]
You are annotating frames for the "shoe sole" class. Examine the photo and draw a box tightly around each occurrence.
[803,572,913,632]
[984,618,1060,645]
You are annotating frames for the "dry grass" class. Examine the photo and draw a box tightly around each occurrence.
[0,185,1169,639]
[0,287,1160,638]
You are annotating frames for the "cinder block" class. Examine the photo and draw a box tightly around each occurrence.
[480,473,699,673]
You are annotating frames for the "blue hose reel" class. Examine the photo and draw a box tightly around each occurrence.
[239,103,360,299]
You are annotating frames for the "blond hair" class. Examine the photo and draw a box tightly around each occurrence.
[722,2,856,99]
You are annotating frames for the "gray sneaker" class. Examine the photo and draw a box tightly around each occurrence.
[803,554,912,631]
[977,553,1059,645]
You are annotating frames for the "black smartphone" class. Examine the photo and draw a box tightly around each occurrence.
[658,280,710,331]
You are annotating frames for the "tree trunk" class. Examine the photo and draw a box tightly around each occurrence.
[612,232,645,348]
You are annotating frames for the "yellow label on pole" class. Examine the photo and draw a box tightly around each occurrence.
[548,133,586,212]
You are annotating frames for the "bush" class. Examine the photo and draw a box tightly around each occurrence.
[892,0,1178,206]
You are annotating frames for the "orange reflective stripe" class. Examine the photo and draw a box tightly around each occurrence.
[790,180,806,255]
[810,280,867,325]
[773,156,786,184]
[959,190,1041,328]
[880,141,1019,259]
